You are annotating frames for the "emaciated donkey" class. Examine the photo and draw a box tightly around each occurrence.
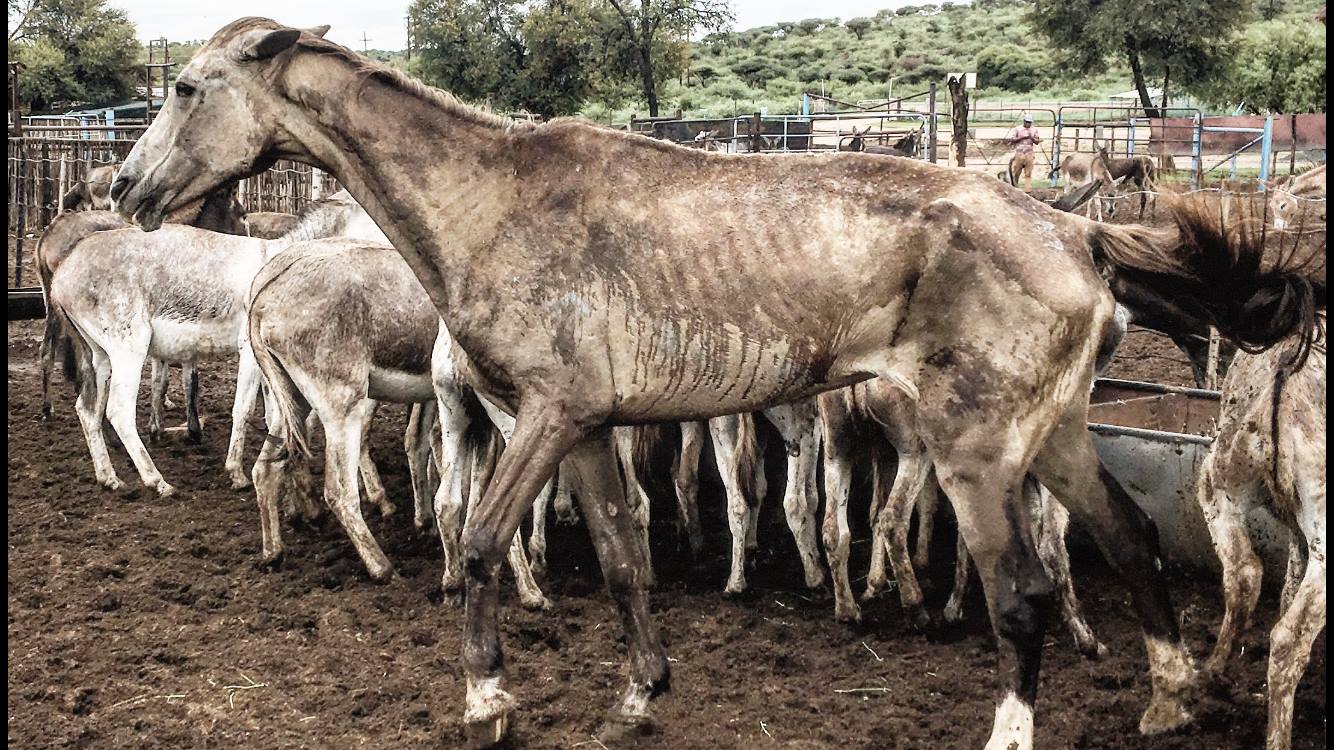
[1195,314,1325,750]
[246,239,550,610]
[112,19,1320,749]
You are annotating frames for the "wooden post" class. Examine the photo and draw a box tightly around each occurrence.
[57,152,67,216]
[8,61,22,136]
[947,75,968,168]
[751,112,763,153]
[927,82,938,163]
[1205,327,1221,390]
[14,143,25,287]
[38,141,50,236]
[1289,113,1297,175]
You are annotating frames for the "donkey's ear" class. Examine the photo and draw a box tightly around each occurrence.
[241,28,303,61]
[304,25,331,38]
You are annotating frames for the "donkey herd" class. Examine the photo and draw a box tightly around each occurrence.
[29,18,1325,750]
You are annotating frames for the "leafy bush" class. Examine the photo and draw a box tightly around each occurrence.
[975,44,1049,93]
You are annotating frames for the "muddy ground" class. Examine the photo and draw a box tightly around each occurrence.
[7,308,1325,750]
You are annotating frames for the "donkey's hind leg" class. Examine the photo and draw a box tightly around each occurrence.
[930,440,1052,750]
[764,402,825,590]
[1266,493,1325,750]
[1029,479,1107,660]
[72,340,120,490]
[912,471,940,570]
[709,414,753,595]
[406,401,438,528]
[673,421,706,556]
[1196,451,1264,678]
[182,363,201,442]
[321,398,394,582]
[613,426,656,587]
[1031,406,1197,736]
[358,400,394,518]
[818,390,861,622]
[102,342,173,496]
[148,358,169,440]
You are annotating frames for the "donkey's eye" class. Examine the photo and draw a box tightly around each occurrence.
[175,81,197,99]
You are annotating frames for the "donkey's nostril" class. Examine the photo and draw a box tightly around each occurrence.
[110,175,132,203]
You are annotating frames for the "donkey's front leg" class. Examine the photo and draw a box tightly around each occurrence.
[225,337,263,489]
[565,431,670,742]
[460,400,582,749]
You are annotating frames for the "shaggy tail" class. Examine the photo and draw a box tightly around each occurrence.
[733,412,761,504]
[629,424,666,482]
[248,327,312,465]
[1090,193,1324,357]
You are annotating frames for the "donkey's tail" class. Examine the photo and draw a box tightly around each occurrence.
[630,424,666,482]
[248,330,311,464]
[734,412,761,504]
[1089,193,1324,355]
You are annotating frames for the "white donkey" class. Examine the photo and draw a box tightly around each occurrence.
[48,191,383,495]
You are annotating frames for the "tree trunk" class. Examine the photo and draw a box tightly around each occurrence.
[1159,66,1170,113]
[947,75,968,168]
[638,44,658,117]
[1125,42,1162,119]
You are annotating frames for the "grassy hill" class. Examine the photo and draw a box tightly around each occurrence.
[581,0,1327,121]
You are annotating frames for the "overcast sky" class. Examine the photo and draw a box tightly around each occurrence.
[108,0,919,51]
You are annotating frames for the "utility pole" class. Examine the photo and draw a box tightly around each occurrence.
[360,32,371,54]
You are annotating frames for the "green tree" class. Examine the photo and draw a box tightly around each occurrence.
[1194,20,1325,113]
[407,0,601,117]
[1030,0,1248,117]
[975,44,1048,92]
[602,0,732,116]
[11,0,139,110]
[844,17,873,39]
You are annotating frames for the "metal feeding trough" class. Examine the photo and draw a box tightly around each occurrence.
[1088,378,1291,572]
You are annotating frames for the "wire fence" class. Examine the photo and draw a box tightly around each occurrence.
[8,128,328,288]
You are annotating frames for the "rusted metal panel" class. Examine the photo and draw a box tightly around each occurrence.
[1091,431,1290,573]
[1086,378,1288,573]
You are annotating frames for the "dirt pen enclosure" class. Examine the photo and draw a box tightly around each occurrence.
[6,195,1325,748]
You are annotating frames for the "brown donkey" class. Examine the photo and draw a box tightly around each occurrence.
[111,19,1321,750]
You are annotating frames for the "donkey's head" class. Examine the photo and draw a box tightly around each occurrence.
[113,18,329,230]
[841,125,871,152]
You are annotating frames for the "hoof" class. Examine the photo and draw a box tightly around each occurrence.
[803,569,826,590]
[186,427,203,444]
[1080,641,1110,662]
[834,602,862,624]
[377,504,396,519]
[440,580,465,607]
[1138,694,1193,736]
[101,476,125,492]
[156,482,177,498]
[942,602,965,625]
[860,584,885,603]
[366,563,395,584]
[905,606,932,632]
[463,712,511,750]
[722,580,747,598]
[230,476,252,491]
[258,550,286,571]
[520,594,554,612]
[598,713,655,745]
